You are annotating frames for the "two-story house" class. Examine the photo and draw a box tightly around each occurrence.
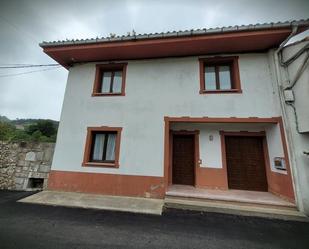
[40,19,309,215]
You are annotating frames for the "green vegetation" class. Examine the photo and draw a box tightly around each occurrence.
[0,116,58,142]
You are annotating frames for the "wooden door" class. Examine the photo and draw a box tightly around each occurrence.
[172,135,195,185]
[225,136,268,191]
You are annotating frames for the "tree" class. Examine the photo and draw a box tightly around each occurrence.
[10,130,31,142]
[31,130,42,142]
[27,120,56,137]
[0,122,15,141]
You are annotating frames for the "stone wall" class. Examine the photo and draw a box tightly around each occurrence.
[0,141,55,190]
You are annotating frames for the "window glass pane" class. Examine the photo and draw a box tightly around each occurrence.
[205,66,216,90]
[101,72,112,93]
[219,66,232,89]
[105,133,116,161]
[92,133,105,161]
[112,71,122,93]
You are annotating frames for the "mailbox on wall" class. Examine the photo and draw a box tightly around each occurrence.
[274,157,286,170]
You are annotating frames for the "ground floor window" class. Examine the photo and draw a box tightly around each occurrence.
[82,126,122,167]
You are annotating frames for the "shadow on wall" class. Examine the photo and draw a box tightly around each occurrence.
[0,141,55,190]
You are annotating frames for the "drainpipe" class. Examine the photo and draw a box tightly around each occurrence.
[272,25,303,211]
[281,43,309,134]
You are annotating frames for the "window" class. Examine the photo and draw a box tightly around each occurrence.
[92,63,127,96]
[199,57,241,94]
[83,127,122,167]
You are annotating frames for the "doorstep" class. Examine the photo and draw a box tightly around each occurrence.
[166,185,295,208]
[164,185,308,222]
[18,190,164,215]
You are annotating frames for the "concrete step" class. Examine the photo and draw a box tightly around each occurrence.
[164,196,308,222]
[165,194,296,211]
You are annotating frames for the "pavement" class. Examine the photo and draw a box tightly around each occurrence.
[19,190,306,221]
[19,190,163,215]
[0,190,309,249]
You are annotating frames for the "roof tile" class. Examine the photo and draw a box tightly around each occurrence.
[40,19,309,47]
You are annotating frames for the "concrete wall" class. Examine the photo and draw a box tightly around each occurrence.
[52,53,282,177]
[279,40,309,214]
[0,141,55,190]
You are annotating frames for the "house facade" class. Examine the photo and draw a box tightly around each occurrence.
[40,20,309,214]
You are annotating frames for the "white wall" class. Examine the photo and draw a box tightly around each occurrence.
[52,53,283,177]
[265,124,286,174]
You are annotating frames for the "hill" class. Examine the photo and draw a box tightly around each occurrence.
[0,115,10,123]
[11,118,59,128]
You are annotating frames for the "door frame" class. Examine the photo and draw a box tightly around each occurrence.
[169,130,200,187]
[220,131,271,191]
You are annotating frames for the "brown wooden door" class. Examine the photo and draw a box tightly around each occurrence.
[172,135,195,185]
[225,136,268,191]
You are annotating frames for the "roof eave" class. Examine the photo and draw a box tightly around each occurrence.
[39,19,309,69]
[39,19,309,48]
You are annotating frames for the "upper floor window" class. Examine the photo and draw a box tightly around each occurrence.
[199,57,242,94]
[92,63,127,96]
[82,126,122,168]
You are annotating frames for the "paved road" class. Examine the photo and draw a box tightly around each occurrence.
[0,190,308,249]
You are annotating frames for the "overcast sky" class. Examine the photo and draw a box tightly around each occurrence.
[0,0,308,121]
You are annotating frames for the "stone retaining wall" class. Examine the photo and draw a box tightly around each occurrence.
[0,141,55,190]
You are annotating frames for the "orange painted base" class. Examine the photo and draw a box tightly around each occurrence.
[48,170,165,199]
[195,167,228,190]
[267,171,295,203]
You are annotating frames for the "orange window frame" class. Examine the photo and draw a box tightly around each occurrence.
[82,126,122,168]
[92,63,127,96]
[199,56,242,94]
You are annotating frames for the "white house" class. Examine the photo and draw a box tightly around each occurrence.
[40,19,309,215]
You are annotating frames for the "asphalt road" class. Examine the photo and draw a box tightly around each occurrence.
[0,190,308,249]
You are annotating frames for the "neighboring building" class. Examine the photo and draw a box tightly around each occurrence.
[40,19,309,215]
[15,124,25,130]
[276,36,309,214]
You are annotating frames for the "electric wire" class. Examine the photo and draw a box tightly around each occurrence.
[0,64,60,69]
[0,66,62,78]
